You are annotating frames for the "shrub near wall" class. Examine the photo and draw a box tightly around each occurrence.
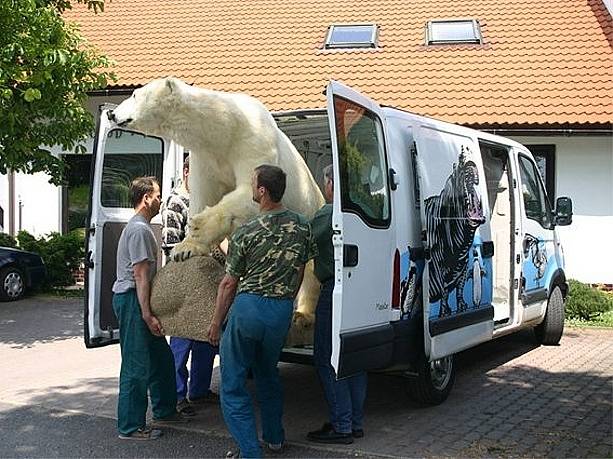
[566,279,613,321]
[0,232,18,248]
[16,230,85,289]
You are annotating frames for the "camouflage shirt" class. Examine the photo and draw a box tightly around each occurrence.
[226,208,317,298]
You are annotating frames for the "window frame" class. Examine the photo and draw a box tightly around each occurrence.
[526,144,556,205]
[333,95,392,229]
[518,153,554,230]
[426,19,482,45]
[100,128,165,209]
[324,23,378,49]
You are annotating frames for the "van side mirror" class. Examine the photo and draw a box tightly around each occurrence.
[555,197,573,226]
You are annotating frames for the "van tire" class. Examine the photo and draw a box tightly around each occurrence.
[534,286,564,345]
[406,353,455,406]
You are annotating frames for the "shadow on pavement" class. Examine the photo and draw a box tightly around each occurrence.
[0,296,83,348]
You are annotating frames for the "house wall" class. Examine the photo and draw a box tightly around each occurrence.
[511,135,613,284]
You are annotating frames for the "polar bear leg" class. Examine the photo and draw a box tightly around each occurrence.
[172,184,257,261]
[294,260,320,323]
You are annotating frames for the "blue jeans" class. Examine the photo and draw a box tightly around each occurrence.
[313,279,367,434]
[220,293,294,458]
[170,337,218,401]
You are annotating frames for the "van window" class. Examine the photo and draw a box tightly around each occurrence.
[333,96,390,227]
[100,129,164,208]
[518,155,552,229]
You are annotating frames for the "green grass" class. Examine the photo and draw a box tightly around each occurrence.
[566,309,613,328]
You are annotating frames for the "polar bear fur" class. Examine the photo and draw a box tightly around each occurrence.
[111,77,325,328]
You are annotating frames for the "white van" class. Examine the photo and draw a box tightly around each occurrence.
[84,81,573,405]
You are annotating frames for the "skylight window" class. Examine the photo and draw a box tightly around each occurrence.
[426,19,482,45]
[325,24,378,49]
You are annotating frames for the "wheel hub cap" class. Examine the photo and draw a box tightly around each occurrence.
[4,272,23,298]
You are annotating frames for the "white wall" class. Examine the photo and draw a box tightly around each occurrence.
[511,135,613,284]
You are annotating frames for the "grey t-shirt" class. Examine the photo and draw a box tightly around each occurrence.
[112,214,158,294]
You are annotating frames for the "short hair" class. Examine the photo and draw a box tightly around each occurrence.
[323,164,334,183]
[129,176,158,208]
[254,164,286,203]
[183,155,190,171]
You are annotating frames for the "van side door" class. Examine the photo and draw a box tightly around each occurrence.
[414,124,495,360]
[515,150,557,318]
[84,105,179,348]
[326,81,396,377]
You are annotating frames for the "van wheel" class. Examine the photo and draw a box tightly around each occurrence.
[0,267,25,302]
[534,286,564,345]
[406,353,455,406]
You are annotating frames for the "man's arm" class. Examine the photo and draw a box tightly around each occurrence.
[207,274,239,346]
[133,260,163,336]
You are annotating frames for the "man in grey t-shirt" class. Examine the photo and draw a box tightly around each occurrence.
[112,176,185,441]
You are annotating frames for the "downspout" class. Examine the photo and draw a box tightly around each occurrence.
[7,169,15,236]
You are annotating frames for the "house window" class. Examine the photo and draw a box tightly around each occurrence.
[526,145,556,203]
[325,24,378,49]
[426,20,482,45]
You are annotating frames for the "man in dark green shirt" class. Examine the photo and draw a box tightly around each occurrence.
[207,164,317,458]
[307,164,368,445]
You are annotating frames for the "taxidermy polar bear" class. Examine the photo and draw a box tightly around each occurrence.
[110,77,325,329]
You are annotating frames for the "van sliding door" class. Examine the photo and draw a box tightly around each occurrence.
[326,81,396,378]
[414,125,495,361]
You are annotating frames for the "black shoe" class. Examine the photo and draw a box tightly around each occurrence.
[307,426,353,445]
[307,422,333,438]
[352,429,364,438]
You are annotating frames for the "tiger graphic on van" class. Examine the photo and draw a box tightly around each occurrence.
[425,147,486,317]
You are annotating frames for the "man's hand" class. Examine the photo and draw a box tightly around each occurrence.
[207,322,222,346]
[143,313,164,336]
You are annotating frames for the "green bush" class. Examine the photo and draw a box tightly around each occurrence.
[0,232,17,248]
[566,279,613,321]
[16,230,85,289]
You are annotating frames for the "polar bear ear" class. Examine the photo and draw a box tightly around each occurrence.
[164,77,178,94]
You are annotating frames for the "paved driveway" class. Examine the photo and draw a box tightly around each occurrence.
[1,296,611,457]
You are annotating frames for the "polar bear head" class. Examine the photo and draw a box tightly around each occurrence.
[109,77,187,137]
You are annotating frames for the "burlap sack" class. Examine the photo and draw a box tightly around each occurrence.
[150,255,314,346]
[150,256,224,341]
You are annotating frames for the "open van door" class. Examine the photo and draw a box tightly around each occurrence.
[84,104,180,348]
[414,124,495,361]
[326,81,396,377]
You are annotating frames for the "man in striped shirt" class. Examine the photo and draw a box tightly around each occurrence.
[162,156,219,415]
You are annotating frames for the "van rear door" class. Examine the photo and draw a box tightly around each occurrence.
[84,105,178,348]
[414,124,495,360]
[326,81,396,377]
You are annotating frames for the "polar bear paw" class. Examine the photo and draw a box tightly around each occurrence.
[171,238,210,262]
[292,310,315,329]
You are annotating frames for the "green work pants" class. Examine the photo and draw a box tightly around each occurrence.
[112,289,177,435]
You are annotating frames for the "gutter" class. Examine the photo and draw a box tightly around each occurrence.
[476,128,613,137]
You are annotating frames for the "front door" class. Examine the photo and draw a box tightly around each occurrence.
[326,81,396,377]
[414,124,495,360]
[84,106,177,348]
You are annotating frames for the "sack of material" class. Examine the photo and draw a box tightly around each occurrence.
[150,255,314,346]
[151,256,224,342]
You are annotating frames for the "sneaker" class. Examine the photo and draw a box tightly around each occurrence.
[188,391,220,405]
[307,423,353,445]
[264,441,285,454]
[176,399,196,417]
[225,449,240,458]
[152,411,190,426]
[118,427,162,441]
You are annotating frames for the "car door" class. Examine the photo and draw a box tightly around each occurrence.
[84,105,179,348]
[515,150,556,313]
[414,124,495,361]
[326,81,396,378]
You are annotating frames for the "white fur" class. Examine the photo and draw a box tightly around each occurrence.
[112,77,325,327]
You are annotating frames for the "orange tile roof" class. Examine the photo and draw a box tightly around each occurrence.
[65,0,613,126]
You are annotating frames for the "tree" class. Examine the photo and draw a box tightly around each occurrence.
[0,0,114,185]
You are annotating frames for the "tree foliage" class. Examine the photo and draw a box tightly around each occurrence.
[0,0,113,185]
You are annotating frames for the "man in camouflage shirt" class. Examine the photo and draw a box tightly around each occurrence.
[207,164,317,458]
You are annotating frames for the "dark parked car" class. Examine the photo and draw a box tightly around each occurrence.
[0,247,46,301]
